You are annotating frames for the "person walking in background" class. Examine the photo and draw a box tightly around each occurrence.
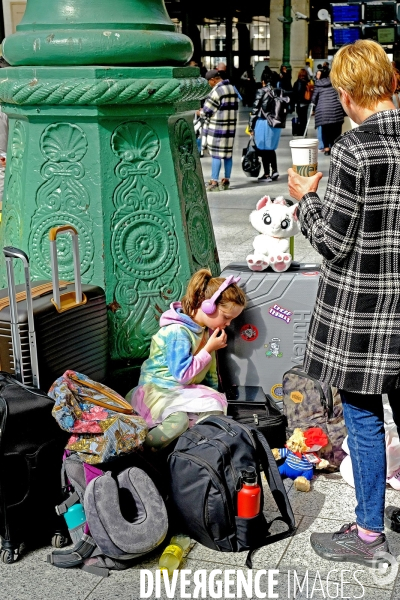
[240,65,256,107]
[311,69,344,155]
[248,67,286,182]
[215,61,227,75]
[278,65,293,111]
[292,68,312,136]
[278,65,292,93]
[323,61,330,72]
[200,69,238,192]
[305,61,313,78]
[313,66,327,150]
[288,39,400,567]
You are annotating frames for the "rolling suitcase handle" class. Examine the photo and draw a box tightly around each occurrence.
[303,102,314,138]
[3,246,40,388]
[49,225,86,313]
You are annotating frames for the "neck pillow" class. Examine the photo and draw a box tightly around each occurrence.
[84,467,168,560]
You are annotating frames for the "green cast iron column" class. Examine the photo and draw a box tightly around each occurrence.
[282,0,293,69]
[0,0,220,365]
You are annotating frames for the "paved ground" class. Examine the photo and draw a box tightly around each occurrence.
[2,108,400,600]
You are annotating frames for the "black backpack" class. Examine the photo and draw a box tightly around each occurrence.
[168,415,295,567]
[262,87,290,129]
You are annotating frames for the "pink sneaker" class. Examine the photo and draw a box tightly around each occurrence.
[387,468,400,490]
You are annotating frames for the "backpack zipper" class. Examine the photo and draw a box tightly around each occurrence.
[183,429,244,492]
[208,416,258,450]
[208,438,241,497]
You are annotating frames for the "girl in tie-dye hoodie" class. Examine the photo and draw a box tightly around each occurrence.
[126,269,246,451]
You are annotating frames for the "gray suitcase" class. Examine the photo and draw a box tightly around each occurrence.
[218,262,320,405]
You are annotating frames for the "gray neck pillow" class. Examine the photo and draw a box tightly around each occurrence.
[84,467,168,560]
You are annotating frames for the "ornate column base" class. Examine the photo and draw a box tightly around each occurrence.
[0,66,219,365]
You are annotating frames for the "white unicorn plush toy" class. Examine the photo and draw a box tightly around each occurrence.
[246,195,299,273]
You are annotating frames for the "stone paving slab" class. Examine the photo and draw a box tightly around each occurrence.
[0,543,101,600]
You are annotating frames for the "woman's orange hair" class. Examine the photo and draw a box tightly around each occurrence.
[330,39,395,109]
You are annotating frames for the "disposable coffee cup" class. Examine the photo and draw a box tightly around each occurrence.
[289,138,319,177]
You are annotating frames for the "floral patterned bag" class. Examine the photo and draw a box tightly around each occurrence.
[49,371,148,464]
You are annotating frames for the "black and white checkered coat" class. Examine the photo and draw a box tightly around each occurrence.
[298,110,400,394]
[201,80,238,159]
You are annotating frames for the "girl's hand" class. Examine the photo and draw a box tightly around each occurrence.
[204,328,227,353]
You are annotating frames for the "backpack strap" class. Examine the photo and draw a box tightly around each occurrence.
[55,490,80,516]
[253,428,296,530]
[47,534,96,568]
[245,429,296,568]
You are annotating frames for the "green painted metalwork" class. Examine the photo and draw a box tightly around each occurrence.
[0,74,210,106]
[0,1,220,363]
[3,0,193,66]
[282,0,293,69]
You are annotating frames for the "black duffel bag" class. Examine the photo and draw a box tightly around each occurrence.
[241,139,261,178]
[226,385,287,449]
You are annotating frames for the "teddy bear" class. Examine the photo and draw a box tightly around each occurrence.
[272,427,330,492]
[246,195,299,273]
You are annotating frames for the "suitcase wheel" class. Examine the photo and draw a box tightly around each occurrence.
[51,533,70,549]
[51,533,71,548]
[1,548,18,564]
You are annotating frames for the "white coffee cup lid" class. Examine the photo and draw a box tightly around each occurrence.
[289,138,319,148]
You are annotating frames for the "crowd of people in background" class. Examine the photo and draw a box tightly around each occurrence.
[193,53,397,191]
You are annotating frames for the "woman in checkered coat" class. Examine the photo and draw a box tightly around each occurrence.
[288,40,400,567]
[200,70,238,192]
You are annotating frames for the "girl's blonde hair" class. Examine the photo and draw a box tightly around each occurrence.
[330,39,394,109]
[181,269,246,316]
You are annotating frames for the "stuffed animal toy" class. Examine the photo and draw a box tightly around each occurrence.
[247,195,299,273]
[272,427,330,492]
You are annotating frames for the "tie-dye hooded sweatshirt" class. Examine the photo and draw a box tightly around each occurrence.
[128,302,227,427]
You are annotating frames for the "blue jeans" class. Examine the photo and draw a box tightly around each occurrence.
[340,389,400,531]
[317,126,324,150]
[211,157,233,181]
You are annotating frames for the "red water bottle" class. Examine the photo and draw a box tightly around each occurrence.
[237,467,261,517]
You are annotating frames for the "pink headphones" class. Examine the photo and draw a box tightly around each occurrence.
[201,275,241,315]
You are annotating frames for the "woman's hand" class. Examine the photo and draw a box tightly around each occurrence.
[204,328,228,353]
[288,168,323,201]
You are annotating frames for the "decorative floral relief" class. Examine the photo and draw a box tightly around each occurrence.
[109,121,181,360]
[173,118,219,274]
[111,122,159,162]
[0,120,27,287]
[41,123,88,162]
[29,122,94,281]
[30,213,93,281]
[112,213,177,280]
